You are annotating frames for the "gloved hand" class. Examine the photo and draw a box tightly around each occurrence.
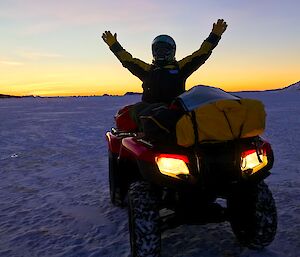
[212,19,228,36]
[102,31,118,47]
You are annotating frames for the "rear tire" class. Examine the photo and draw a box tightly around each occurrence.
[108,151,125,207]
[227,181,277,249]
[128,181,161,257]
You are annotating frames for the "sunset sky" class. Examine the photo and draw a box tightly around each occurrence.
[0,0,299,96]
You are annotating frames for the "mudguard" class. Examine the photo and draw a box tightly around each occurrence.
[106,132,122,154]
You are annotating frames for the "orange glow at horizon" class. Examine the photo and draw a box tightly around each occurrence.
[2,64,298,97]
[3,76,299,97]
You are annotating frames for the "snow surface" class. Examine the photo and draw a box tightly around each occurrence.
[0,90,299,257]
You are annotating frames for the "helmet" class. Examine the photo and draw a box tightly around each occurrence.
[152,34,176,63]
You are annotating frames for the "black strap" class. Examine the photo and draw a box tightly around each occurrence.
[191,111,199,147]
[222,111,235,139]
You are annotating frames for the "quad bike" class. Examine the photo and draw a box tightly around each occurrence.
[106,124,277,256]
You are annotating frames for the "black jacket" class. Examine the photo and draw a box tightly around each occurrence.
[110,33,221,104]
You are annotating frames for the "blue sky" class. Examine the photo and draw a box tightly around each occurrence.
[0,0,299,96]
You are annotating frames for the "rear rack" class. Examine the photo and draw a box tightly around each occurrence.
[111,127,137,137]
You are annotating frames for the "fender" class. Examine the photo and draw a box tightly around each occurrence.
[121,137,156,163]
[121,137,195,188]
[106,132,122,154]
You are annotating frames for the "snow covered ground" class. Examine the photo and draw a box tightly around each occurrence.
[0,88,299,257]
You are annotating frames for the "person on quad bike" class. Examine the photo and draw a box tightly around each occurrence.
[102,19,227,105]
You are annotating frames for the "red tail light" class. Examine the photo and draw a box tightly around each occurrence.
[156,154,189,163]
[241,141,271,175]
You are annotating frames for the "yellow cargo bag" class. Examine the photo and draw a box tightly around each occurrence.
[176,98,266,147]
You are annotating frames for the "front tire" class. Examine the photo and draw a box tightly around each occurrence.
[227,181,277,249]
[128,181,161,257]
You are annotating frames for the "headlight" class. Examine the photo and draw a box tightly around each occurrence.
[241,149,268,174]
[155,154,190,178]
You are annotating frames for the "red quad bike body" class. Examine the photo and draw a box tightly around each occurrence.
[106,126,277,257]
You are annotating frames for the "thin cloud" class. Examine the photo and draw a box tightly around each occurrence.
[0,60,24,66]
[1,0,162,26]
[22,81,65,87]
[19,51,63,60]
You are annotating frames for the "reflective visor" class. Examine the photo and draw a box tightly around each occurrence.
[152,42,175,61]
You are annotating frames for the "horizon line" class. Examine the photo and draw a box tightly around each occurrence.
[1,81,299,98]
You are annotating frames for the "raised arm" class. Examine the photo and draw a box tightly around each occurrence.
[178,19,227,78]
[102,31,151,81]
